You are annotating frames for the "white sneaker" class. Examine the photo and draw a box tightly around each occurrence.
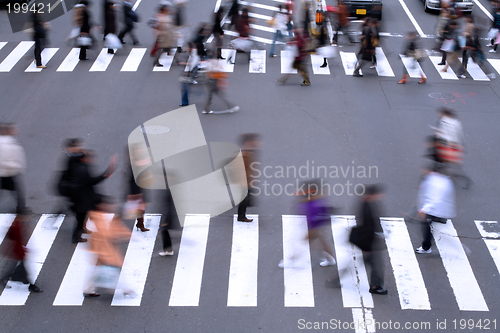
[231,106,240,112]
[489,49,496,53]
[159,250,174,256]
[320,259,336,267]
[458,74,466,79]
[415,246,432,254]
[202,110,213,114]
[486,43,493,47]
[278,260,284,268]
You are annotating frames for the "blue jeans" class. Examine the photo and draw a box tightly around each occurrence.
[270,30,285,56]
[181,81,189,105]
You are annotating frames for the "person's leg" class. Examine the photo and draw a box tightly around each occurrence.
[269,30,279,56]
[79,46,87,60]
[72,212,86,243]
[202,79,216,111]
[161,226,172,252]
[237,193,250,220]
[154,48,165,66]
[368,251,385,288]
[12,175,26,209]
[353,58,365,75]
[181,82,189,105]
[299,61,310,84]
[34,38,42,66]
[421,216,433,251]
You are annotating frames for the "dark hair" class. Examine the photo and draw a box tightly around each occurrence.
[440,107,456,118]
[239,133,260,145]
[65,138,83,149]
[364,184,384,196]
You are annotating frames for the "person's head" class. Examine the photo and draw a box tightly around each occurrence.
[242,7,249,17]
[439,107,456,119]
[239,133,261,148]
[363,184,384,201]
[65,138,84,154]
[0,123,18,136]
[81,149,96,164]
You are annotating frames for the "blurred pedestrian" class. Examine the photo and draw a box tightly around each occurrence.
[333,1,353,45]
[435,8,450,64]
[349,184,387,295]
[84,196,133,297]
[277,28,311,86]
[104,0,118,54]
[227,0,239,30]
[0,208,42,293]
[66,2,85,45]
[489,6,500,53]
[118,0,139,45]
[353,19,377,77]
[237,133,261,223]
[32,12,48,68]
[178,43,197,106]
[212,7,225,59]
[77,0,100,61]
[191,22,210,61]
[269,5,289,58]
[440,19,460,73]
[153,5,176,67]
[235,7,252,39]
[68,150,117,243]
[202,60,240,114]
[398,31,426,84]
[173,0,188,53]
[415,164,455,254]
[316,21,330,68]
[0,123,27,211]
[159,182,176,256]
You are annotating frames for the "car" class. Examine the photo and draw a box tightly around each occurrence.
[342,0,383,20]
[424,0,474,13]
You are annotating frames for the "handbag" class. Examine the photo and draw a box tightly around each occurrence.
[457,35,466,49]
[440,38,455,52]
[349,226,371,252]
[104,33,123,49]
[93,265,120,289]
[316,45,336,58]
[76,34,92,47]
[488,28,499,40]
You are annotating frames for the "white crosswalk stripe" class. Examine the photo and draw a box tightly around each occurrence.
[227,215,259,307]
[433,220,488,311]
[340,51,362,76]
[487,59,500,76]
[0,41,34,72]
[90,48,117,72]
[0,42,7,51]
[0,213,496,311]
[121,48,147,72]
[152,49,177,72]
[168,214,210,306]
[25,48,58,72]
[374,47,395,77]
[310,54,330,75]
[459,58,490,81]
[400,54,426,79]
[282,215,314,307]
[57,48,80,72]
[249,50,266,73]
[428,56,459,80]
[280,49,297,74]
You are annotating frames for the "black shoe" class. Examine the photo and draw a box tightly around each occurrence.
[108,50,114,54]
[369,287,388,295]
[179,104,188,107]
[320,63,328,68]
[353,73,363,77]
[237,217,253,222]
[29,284,43,293]
[84,292,100,297]
[155,63,163,67]
[133,41,140,45]
[437,62,445,66]
[120,40,126,44]
[72,238,87,244]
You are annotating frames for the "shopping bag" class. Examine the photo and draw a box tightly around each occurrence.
[457,35,466,49]
[105,33,123,49]
[230,37,253,52]
[440,39,455,52]
[316,45,336,58]
[123,199,141,220]
[93,265,120,290]
[488,28,499,40]
[76,34,92,47]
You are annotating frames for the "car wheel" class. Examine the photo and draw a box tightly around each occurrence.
[424,0,430,12]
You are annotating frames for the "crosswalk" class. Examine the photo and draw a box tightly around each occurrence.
[1,41,500,81]
[0,212,499,313]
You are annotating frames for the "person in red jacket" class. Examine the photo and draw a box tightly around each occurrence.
[0,209,42,292]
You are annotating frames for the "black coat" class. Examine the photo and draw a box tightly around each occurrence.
[80,7,91,34]
[123,1,135,26]
[105,6,116,35]
[355,200,386,252]
[68,160,107,213]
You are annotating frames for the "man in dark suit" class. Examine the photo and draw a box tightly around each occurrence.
[68,150,117,243]
[118,0,139,45]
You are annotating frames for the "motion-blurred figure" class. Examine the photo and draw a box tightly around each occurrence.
[159,176,176,256]
[68,150,117,243]
[124,145,150,232]
[153,5,176,67]
[277,28,311,86]
[489,6,500,53]
[398,31,426,84]
[435,8,450,65]
[349,184,387,295]
[212,7,225,60]
[32,12,48,68]
[237,133,261,223]
[202,60,240,114]
[440,19,460,73]
[333,1,353,45]
[118,0,139,45]
[415,164,455,254]
[104,0,118,54]
[235,7,252,39]
[84,197,133,297]
[353,18,377,77]
[0,123,27,211]
[77,0,100,61]
[269,5,289,58]
[227,0,239,30]
[0,209,42,293]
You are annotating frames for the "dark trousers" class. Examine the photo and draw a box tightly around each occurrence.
[181,81,189,105]
[161,226,172,251]
[34,37,43,66]
[237,192,250,219]
[72,212,87,242]
[118,24,137,43]
[421,214,447,250]
[1,260,30,284]
[363,250,385,288]
[79,46,87,60]
[0,175,26,209]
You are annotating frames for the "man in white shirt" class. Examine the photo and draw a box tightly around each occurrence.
[415,164,456,254]
[0,124,27,210]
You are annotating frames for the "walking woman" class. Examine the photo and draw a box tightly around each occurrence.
[398,31,426,84]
